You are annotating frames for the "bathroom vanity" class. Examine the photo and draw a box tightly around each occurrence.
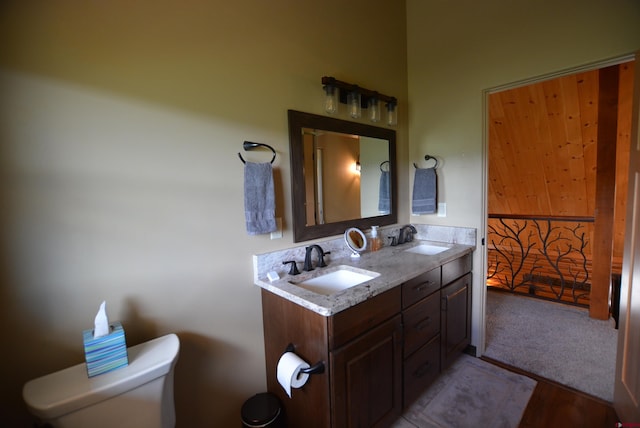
[256,240,473,428]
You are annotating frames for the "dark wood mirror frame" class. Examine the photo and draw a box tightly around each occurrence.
[288,110,397,242]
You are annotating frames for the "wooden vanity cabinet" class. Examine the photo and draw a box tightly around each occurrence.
[260,251,472,427]
[261,286,402,428]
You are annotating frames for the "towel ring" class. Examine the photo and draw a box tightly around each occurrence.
[380,160,390,172]
[238,141,276,164]
[413,155,438,169]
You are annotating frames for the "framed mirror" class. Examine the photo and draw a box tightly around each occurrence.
[288,110,397,242]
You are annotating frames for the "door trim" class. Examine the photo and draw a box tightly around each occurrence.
[614,49,640,422]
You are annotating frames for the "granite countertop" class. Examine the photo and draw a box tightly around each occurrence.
[254,240,475,316]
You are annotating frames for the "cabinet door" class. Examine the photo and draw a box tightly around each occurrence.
[331,315,403,428]
[441,273,472,370]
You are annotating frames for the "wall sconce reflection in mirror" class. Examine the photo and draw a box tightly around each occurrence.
[322,76,397,126]
[352,155,361,175]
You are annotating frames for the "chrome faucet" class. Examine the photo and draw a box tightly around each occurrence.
[397,225,418,245]
[303,245,330,271]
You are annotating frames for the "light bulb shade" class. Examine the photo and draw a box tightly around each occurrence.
[368,97,380,122]
[323,84,339,114]
[386,101,397,126]
[347,91,361,119]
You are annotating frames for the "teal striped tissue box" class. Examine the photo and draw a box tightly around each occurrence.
[82,321,128,377]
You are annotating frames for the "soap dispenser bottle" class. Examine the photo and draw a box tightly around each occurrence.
[370,226,382,252]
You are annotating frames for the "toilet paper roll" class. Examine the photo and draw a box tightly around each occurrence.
[277,352,310,398]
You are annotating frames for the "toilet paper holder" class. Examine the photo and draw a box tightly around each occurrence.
[284,344,325,375]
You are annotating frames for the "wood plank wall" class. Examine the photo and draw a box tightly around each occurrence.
[488,71,599,216]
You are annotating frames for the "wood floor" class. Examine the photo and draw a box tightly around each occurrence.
[482,357,619,428]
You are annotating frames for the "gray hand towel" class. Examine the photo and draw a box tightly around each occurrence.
[244,162,277,235]
[412,167,437,214]
[378,170,391,214]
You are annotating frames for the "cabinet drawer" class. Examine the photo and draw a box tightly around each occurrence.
[403,292,440,357]
[329,287,401,350]
[442,253,472,285]
[403,335,440,408]
[402,267,441,308]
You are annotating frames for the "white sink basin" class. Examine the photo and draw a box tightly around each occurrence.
[291,266,380,296]
[405,244,449,256]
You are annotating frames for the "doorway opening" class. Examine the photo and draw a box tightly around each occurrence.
[480,56,635,399]
[485,59,634,313]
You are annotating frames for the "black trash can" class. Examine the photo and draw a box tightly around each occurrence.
[241,392,285,428]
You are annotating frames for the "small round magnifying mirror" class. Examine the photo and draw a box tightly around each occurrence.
[345,227,367,258]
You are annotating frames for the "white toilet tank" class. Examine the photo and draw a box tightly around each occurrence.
[23,333,180,428]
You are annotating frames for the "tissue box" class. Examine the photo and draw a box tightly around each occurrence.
[82,321,128,377]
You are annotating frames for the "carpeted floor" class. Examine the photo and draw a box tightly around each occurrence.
[484,289,617,402]
[392,354,537,428]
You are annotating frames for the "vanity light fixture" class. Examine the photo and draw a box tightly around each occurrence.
[321,76,397,126]
[386,100,398,126]
[368,94,381,123]
[323,83,339,114]
[347,90,362,119]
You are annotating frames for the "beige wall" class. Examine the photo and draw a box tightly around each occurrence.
[0,1,408,426]
[406,0,640,352]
